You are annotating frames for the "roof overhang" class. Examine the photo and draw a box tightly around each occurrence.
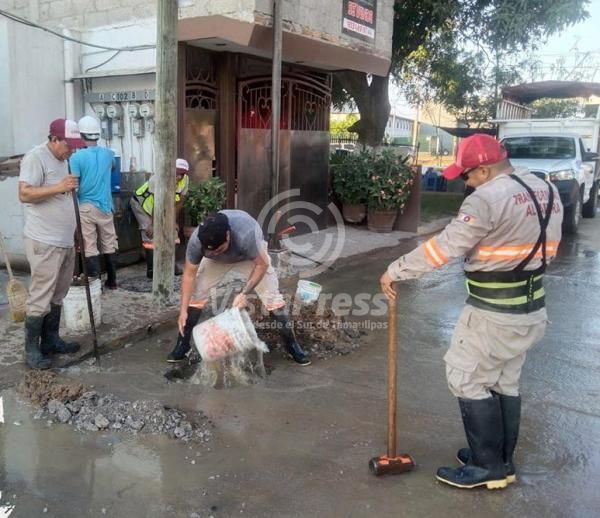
[178,15,390,76]
[502,81,600,104]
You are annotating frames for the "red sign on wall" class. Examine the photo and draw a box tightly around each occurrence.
[342,0,377,42]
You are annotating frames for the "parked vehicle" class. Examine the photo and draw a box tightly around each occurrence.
[496,116,600,234]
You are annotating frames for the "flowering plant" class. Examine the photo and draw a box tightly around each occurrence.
[367,150,414,211]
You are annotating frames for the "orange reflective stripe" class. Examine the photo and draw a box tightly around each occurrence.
[423,238,448,268]
[142,242,154,250]
[478,241,560,260]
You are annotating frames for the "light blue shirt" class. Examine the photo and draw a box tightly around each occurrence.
[69,146,115,213]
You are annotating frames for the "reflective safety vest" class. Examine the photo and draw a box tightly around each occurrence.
[465,174,554,314]
[135,175,189,216]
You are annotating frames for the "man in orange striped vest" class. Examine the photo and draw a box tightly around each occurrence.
[380,134,563,490]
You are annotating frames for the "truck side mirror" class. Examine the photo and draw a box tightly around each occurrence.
[583,151,599,161]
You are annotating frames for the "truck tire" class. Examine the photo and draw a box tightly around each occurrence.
[582,181,598,218]
[563,189,582,234]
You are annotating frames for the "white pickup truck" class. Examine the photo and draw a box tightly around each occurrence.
[496,118,600,233]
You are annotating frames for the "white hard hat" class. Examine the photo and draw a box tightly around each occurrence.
[78,115,101,140]
[175,158,189,172]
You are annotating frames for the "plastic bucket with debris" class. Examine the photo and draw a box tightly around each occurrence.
[62,279,102,333]
[296,280,322,303]
[192,307,268,362]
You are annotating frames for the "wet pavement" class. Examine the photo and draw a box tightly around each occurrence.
[1,218,600,517]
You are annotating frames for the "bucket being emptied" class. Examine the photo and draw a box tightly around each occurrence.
[296,280,322,303]
[192,307,268,362]
[62,279,102,333]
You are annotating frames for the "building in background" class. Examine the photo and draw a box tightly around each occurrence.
[0,0,394,266]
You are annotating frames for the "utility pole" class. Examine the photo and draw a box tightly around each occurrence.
[153,0,178,304]
[270,0,283,200]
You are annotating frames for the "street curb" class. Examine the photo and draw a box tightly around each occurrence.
[60,307,179,368]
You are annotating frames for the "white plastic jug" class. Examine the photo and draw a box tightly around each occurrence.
[62,279,102,333]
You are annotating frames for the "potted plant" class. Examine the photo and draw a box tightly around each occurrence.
[367,150,414,233]
[183,176,226,237]
[331,151,372,223]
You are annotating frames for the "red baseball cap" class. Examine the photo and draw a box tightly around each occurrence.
[49,118,86,149]
[442,134,507,180]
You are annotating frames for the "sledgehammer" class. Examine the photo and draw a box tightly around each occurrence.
[369,293,415,476]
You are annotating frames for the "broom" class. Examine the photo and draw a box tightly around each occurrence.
[0,230,27,322]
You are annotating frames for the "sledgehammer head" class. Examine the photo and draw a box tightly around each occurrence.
[369,454,416,476]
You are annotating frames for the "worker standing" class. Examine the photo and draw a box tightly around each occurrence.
[69,115,119,289]
[169,210,311,365]
[18,119,85,369]
[380,134,563,489]
[130,158,189,279]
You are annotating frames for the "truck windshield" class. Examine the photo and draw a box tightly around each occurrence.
[502,136,576,159]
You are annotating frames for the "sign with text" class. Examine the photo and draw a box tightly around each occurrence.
[342,0,377,42]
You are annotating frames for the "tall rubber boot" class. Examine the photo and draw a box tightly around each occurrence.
[103,253,118,289]
[145,249,154,279]
[457,392,521,483]
[269,308,311,365]
[41,304,81,355]
[25,315,51,369]
[85,255,101,279]
[436,396,507,489]
[167,307,203,363]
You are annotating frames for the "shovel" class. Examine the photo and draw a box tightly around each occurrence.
[0,230,27,322]
[369,292,416,476]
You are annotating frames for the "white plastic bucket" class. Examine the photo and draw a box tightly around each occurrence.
[192,308,268,362]
[296,280,322,303]
[62,279,102,333]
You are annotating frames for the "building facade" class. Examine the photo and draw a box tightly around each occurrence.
[0,0,394,266]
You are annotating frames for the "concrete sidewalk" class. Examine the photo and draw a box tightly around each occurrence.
[0,217,451,381]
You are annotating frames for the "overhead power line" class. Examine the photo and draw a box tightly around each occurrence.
[0,8,156,52]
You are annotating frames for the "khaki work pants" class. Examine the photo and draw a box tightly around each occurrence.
[444,305,547,399]
[79,203,118,256]
[24,237,75,317]
[190,247,285,313]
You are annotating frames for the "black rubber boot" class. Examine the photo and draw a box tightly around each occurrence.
[41,304,81,355]
[145,249,154,279]
[456,392,520,484]
[104,253,118,289]
[25,315,51,369]
[85,255,101,279]
[167,307,203,363]
[270,308,311,365]
[436,396,507,490]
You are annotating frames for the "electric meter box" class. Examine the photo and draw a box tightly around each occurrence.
[100,118,112,140]
[128,103,141,118]
[106,104,123,119]
[132,118,145,137]
[139,102,154,118]
[93,104,107,119]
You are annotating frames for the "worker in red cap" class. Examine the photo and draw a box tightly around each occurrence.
[18,119,86,369]
[130,158,190,278]
[380,134,564,489]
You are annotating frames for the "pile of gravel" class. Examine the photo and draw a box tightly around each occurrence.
[19,372,212,442]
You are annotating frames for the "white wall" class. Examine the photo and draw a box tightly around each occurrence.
[0,176,26,269]
[0,19,66,157]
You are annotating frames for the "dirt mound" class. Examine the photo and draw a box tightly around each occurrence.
[17,371,84,408]
[18,372,212,442]
[250,301,365,360]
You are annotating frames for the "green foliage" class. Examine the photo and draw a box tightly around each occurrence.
[330,114,359,136]
[332,151,372,204]
[337,0,590,137]
[531,98,582,118]
[184,177,226,225]
[368,150,414,211]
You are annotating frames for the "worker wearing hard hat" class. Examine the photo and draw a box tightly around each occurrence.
[69,115,119,289]
[130,159,190,278]
[380,134,563,490]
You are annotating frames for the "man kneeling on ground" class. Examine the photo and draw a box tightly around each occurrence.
[168,210,311,366]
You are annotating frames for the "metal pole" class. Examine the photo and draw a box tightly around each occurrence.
[153,0,178,304]
[387,294,398,458]
[271,0,283,199]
